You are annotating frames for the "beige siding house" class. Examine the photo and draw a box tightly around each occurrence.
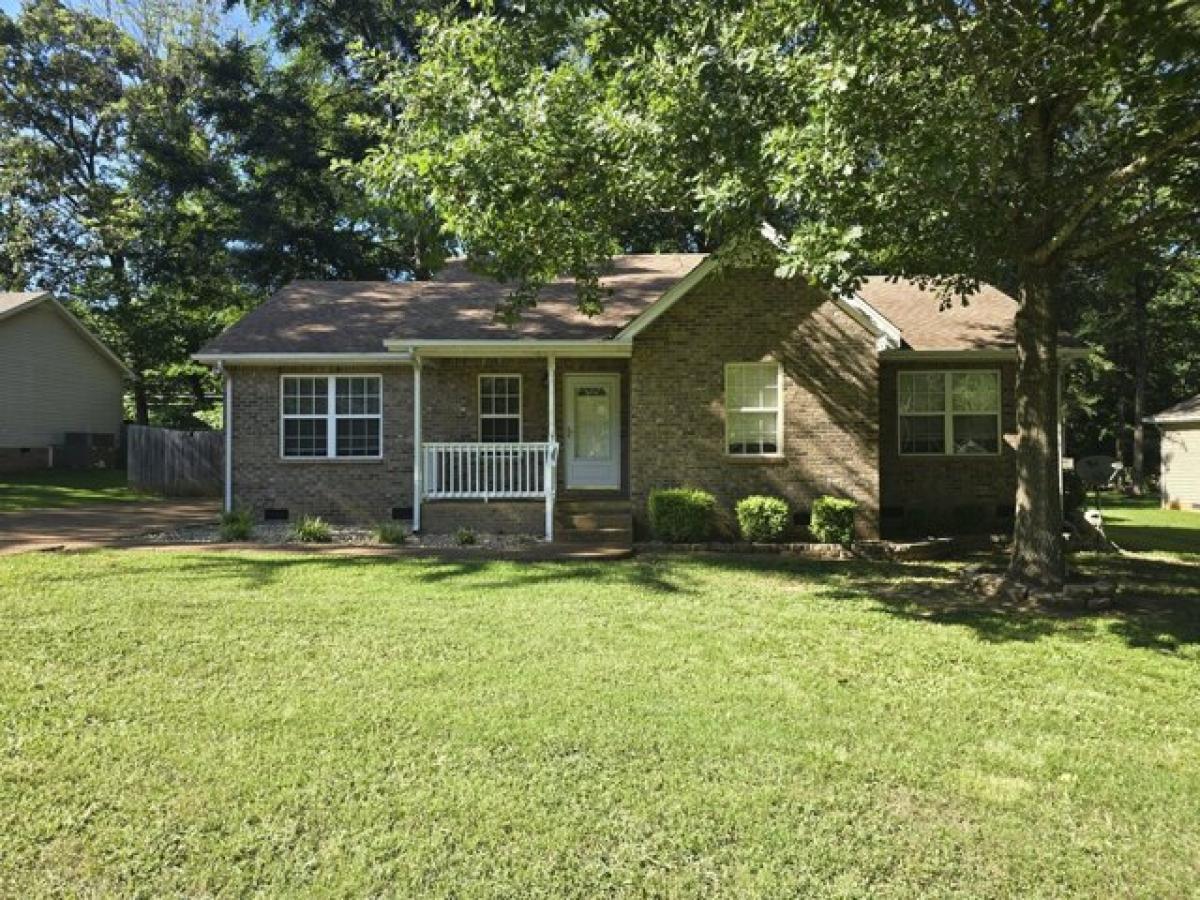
[196,251,1086,546]
[1148,395,1200,511]
[0,292,131,471]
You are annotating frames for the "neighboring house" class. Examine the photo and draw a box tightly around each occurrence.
[0,292,131,472]
[195,255,1084,543]
[1147,395,1200,512]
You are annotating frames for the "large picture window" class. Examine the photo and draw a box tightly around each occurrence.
[479,375,522,442]
[898,370,1000,456]
[725,362,783,456]
[281,375,382,459]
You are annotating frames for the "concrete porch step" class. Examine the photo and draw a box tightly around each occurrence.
[559,511,631,530]
[559,526,633,544]
[548,543,635,560]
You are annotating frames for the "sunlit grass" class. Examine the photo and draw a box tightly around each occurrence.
[0,469,152,512]
[2,550,1198,896]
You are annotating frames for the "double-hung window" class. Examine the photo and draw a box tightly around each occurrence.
[281,375,382,459]
[479,375,522,442]
[898,370,1000,456]
[725,362,783,456]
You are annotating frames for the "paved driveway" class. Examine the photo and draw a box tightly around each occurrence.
[0,499,219,554]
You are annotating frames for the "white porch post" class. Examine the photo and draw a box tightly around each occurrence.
[412,356,423,532]
[545,354,557,541]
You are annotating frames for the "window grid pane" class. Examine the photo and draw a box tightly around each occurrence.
[336,417,381,457]
[480,376,521,443]
[899,372,946,413]
[727,363,779,410]
[951,372,999,413]
[284,418,328,457]
[282,377,327,416]
[899,415,946,454]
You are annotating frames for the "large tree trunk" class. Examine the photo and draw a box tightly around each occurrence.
[133,380,150,426]
[1008,262,1065,589]
[1131,275,1148,495]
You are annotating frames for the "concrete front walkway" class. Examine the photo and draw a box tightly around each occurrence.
[0,499,219,555]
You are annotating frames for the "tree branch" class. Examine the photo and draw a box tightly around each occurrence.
[1066,208,1200,262]
[1035,115,1200,263]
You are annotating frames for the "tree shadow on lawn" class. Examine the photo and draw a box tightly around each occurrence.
[45,548,1200,653]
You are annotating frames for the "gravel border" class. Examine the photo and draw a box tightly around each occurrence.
[141,521,540,551]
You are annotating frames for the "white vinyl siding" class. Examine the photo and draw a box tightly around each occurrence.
[1160,424,1200,511]
[0,302,124,446]
[280,374,382,459]
[725,362,783,456]
[899,370,1001,456]
[478,375,522,443]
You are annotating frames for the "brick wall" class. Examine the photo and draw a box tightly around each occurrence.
[879,359,1018,536]
[629,268,881,538]
[227,365,413,523]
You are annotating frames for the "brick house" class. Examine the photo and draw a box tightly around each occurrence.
[196,254,1083,545]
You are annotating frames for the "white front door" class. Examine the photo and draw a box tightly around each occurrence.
[564,374,621,489]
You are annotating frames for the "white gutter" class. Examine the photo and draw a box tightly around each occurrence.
[879,348,1090,361]
[383,340,630,358]
[193,351,413,366]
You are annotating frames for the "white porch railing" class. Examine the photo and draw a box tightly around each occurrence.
[422,442,558,501]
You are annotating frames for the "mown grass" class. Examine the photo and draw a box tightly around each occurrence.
[1100,493,1200,555]
[0,469,151,512]
[2,549,1198,896]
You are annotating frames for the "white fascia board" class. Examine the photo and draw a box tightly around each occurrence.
[384,340,631,358]
[842,292,903,351]
[879,347,1090,361]
[192,351,413,366]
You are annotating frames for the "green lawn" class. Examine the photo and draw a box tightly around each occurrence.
[0,469,152,512]
[2,550,1198,896]
[1100,493,1200,555]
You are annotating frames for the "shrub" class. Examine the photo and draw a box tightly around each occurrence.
[455,527,477,546]
[291,515,332,543]
[648,487,717,542]
[373,522,408,545]
[809,496,858,545]
[218,508,253,542]
[736,495,790,543]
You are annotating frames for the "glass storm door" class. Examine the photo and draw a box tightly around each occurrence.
[564,374,621,489]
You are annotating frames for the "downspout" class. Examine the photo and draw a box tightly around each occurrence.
[412,355,423,532]
[546,354,557,542]
[220,362,233,514]
[1057,360,1065,520]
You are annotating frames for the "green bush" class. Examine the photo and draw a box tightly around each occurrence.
[736,495,791,543]
[648,487,717,542]
[455,527,477,546]
[373,522,408,545]
[291,515,332,543]
[218,508,253,542]
[809,496,858,545]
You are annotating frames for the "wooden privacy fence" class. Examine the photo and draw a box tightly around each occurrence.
[127,425,223,497]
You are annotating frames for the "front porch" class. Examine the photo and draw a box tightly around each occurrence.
[409,351,630,541]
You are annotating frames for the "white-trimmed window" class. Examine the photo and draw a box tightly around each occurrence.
[725,362,783,456]
[479,375,522,442]
[898,370,1000,456]
[281,375,382,459]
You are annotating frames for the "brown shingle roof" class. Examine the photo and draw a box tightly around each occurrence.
[856,277,1018,351]
[200,255,704,354]
[200,257,1053,356]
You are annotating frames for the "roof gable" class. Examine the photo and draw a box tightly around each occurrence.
[0,292,133,377]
